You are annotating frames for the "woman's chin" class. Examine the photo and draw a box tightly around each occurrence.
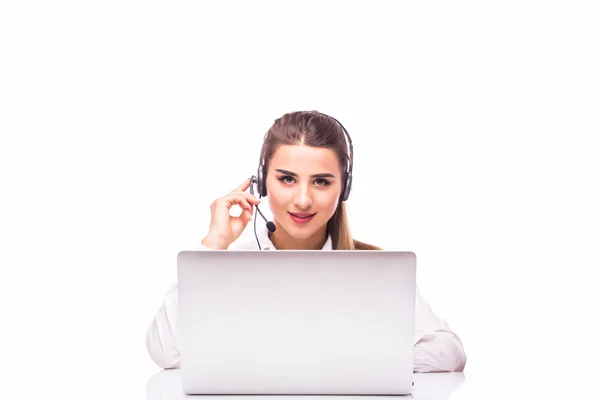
[284,222,326,240]
[279,225,311,239]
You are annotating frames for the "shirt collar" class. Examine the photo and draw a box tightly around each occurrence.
[257,225,333,250]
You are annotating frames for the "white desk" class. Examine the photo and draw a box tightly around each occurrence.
[145,370,465,399]
[144,368,599,399]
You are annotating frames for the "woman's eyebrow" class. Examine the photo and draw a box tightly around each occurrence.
[275,169,336,179]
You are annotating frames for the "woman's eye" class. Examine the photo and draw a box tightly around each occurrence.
[278,176,331,186]
[315,178,331,186]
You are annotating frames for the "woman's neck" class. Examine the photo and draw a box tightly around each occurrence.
[269,224,328,250]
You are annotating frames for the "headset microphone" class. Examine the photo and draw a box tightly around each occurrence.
[256,206,276,233]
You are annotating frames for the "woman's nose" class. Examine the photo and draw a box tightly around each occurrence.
[293,192,313,209]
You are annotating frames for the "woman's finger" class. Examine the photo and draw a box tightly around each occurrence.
[239,207,253,224]
[230,207,253,236]
[234,191,261,205]
[222,191,260,207]
[220,193,251,210]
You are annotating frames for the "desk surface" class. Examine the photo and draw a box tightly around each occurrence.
[144,368,599,399]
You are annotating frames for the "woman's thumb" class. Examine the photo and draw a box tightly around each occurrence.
[238,207,253,227]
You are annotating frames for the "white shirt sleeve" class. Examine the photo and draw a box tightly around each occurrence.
[145,243,210,369]
[412,288,467,372]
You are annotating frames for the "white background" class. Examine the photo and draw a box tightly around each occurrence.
[1,1,599,398]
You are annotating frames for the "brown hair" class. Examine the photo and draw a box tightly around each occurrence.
[259,110,381,250]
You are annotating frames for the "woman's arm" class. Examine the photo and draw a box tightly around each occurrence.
[145,243,213,369]
[145,282,181,369]
[413,288,467,372]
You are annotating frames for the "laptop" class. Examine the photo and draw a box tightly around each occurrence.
[177,250,417,395]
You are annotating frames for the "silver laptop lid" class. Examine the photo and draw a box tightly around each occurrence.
[177,250,416,395]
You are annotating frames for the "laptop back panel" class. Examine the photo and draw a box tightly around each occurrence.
[177,250,416,395]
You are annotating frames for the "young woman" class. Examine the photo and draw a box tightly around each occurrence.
[146,110,467,372]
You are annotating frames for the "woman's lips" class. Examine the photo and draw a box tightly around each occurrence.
[288,212,316,224]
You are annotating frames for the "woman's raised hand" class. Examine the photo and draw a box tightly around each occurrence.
[201,177,261,250]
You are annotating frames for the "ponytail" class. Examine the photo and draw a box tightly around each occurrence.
[328,202,381,250]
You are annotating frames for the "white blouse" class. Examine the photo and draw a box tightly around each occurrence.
[145,227,467,373]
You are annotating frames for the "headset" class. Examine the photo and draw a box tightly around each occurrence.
[249,112,354,249]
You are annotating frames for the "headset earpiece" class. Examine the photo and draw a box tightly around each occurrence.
[257,165,267,197]
[341,170,352,202]
[322,113,353,203]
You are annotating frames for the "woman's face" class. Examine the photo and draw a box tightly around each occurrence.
[266,144,343,240]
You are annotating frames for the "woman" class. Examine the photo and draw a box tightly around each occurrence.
[145,110,467,372]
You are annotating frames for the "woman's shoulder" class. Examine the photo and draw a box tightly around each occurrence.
[195,233,260,251]
[228,236,259,250]
[227,226,270,250]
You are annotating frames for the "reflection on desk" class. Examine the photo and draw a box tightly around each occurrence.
[145,369,465,400]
